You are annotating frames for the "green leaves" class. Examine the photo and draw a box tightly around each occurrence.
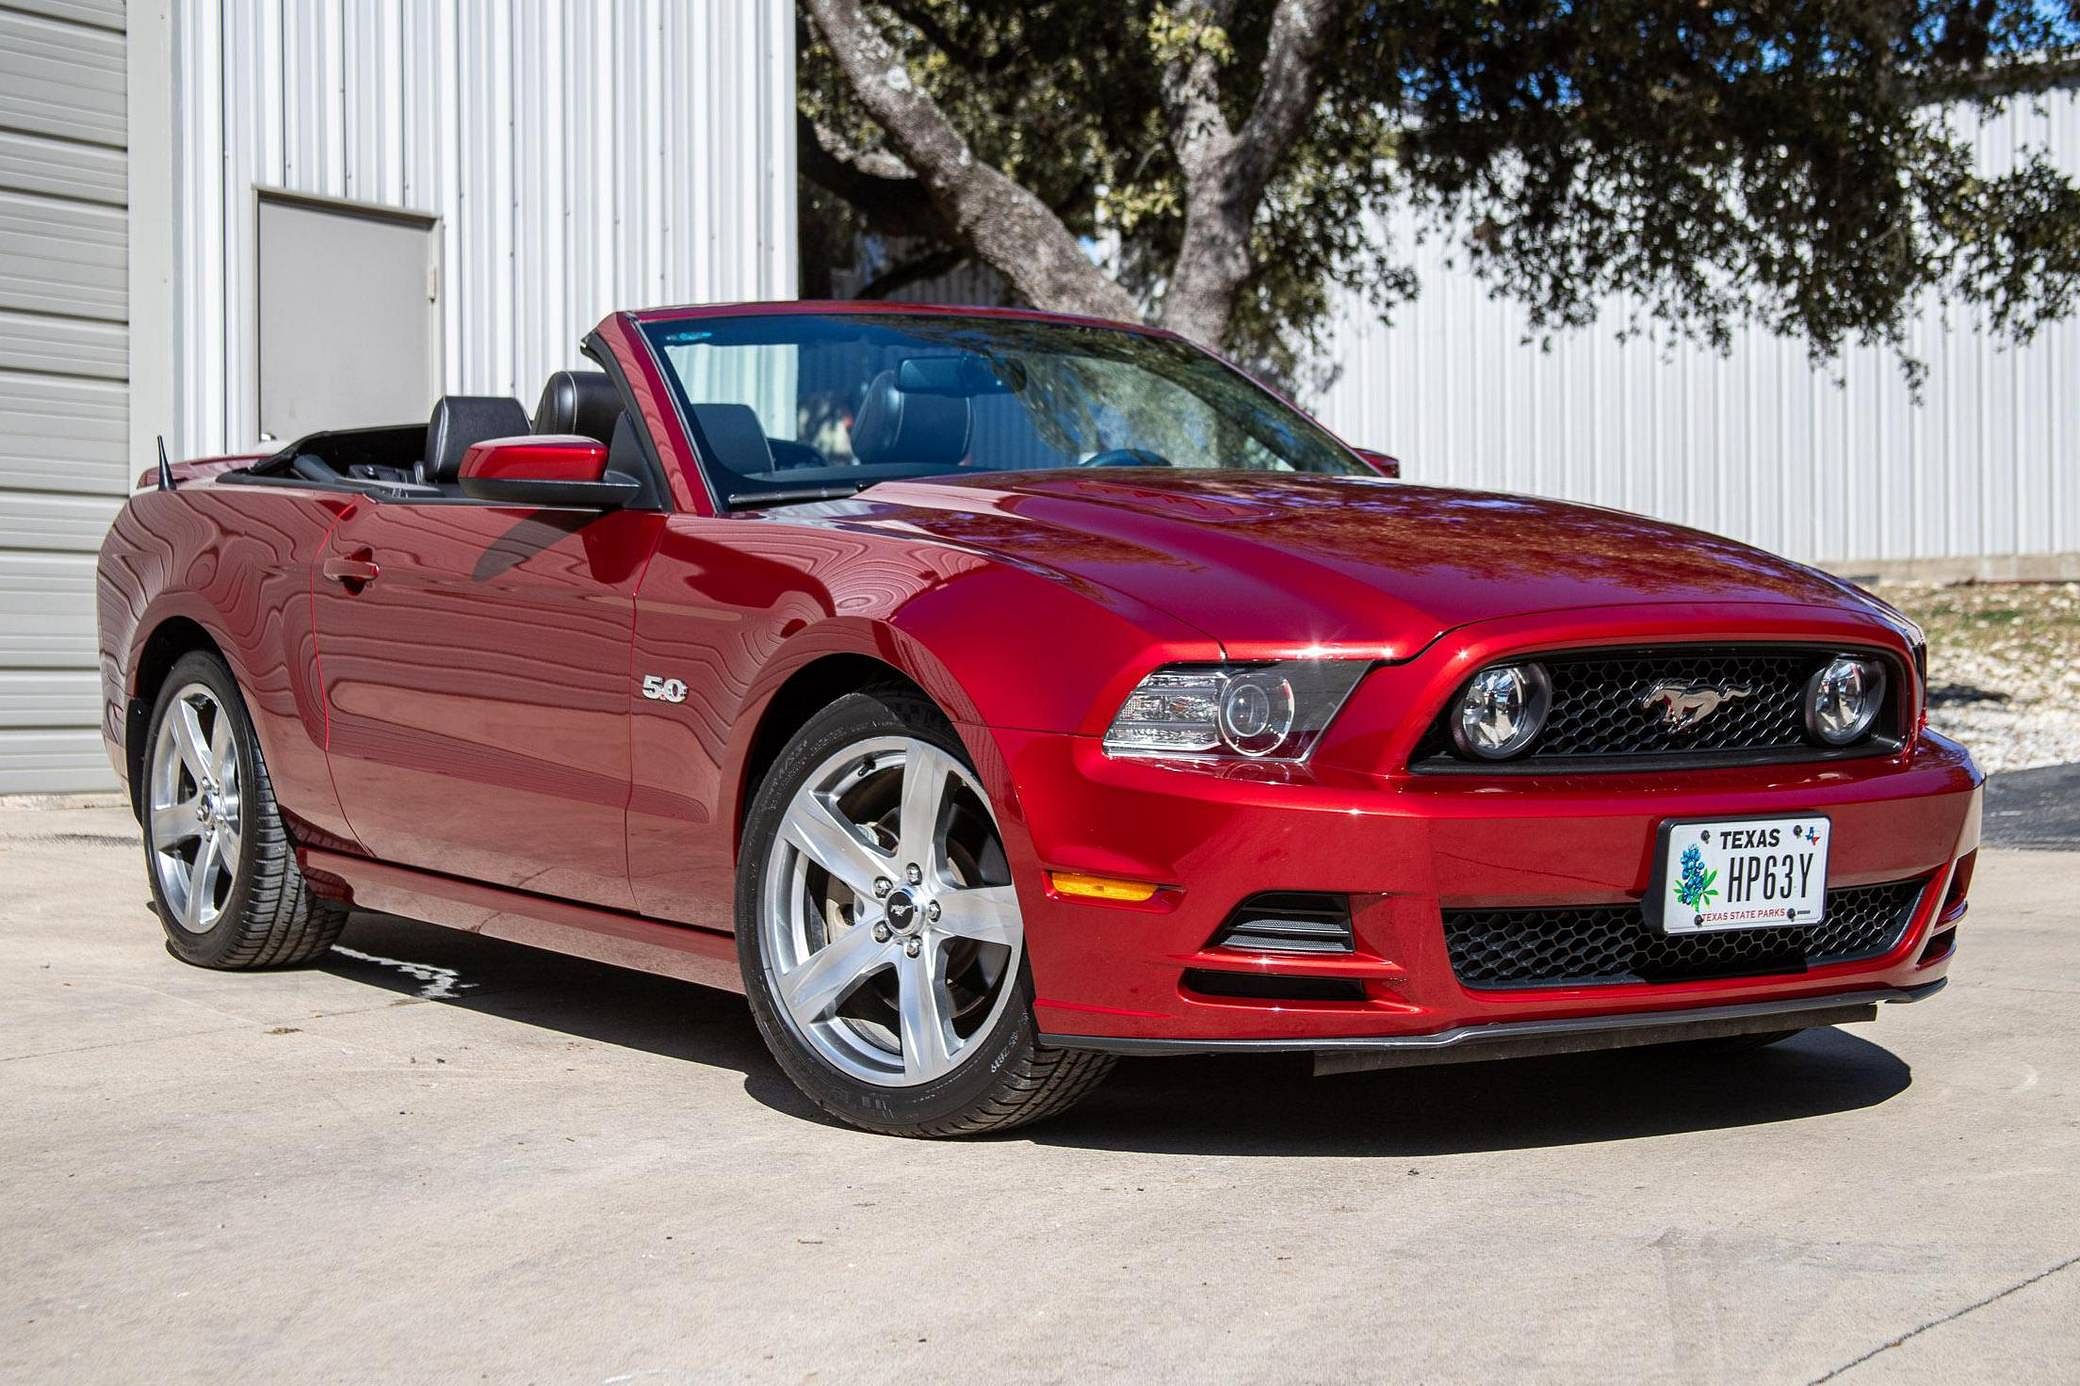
[1148,4,1237,68]
[802,1,2080,384]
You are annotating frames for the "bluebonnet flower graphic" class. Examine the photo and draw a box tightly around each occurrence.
[1675,843,1719,910]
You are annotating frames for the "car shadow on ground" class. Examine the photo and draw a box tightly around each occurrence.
[323,912,1912,1156]
[1028,1028,1909,1157]
[322,912,785,1085]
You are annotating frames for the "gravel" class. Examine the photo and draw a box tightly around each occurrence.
[1870,580,2080,775]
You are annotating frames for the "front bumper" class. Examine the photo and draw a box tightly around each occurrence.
[991,723,1980,1048]
[1049,981,1946,1074]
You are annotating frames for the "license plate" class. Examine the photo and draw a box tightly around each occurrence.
[1651,815,1830,935]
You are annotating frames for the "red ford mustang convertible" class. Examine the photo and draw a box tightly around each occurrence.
[97,302,1980,1136]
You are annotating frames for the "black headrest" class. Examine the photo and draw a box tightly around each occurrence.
[422,395,529,484]
[533,370,623,443]
[851,370,972,467]
[691,403,774,475]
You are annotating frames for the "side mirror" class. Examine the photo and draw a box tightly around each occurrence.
[1353,447,1402,479]
[457,435,640,508]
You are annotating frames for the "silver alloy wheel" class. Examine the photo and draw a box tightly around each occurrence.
[760,735,1024,1087]
[148,682,243,934]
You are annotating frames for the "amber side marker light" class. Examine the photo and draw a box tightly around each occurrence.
[1050,871,1162,903]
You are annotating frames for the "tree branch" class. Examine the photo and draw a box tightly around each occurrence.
[879,1,988,74]
[1157,0,1237,193]
[1910,54,2080,104]
[1159,0,1347,345]
[1233,0,1347,192]
[796,113,950,242]
[857,246,968,300]
[803,0,1143,323]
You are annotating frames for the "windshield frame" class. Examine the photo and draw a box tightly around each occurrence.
[629,303,1379,511]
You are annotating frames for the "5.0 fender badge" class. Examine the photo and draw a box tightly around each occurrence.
[640,674,688,704]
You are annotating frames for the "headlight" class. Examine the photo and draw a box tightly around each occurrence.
[1451,662,1552,760]
[1103,661,1368,761]
[1805,654,1887,746]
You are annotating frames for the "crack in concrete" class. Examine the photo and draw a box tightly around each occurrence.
[1809,1251,2080,1382]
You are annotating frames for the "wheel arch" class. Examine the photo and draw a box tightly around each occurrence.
[731,652,932,855]
[701,537,1207,872]
[124,616,226,819]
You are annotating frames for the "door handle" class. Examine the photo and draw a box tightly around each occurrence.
[322,550,381,592]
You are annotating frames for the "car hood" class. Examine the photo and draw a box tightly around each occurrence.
[838,471,1889,654]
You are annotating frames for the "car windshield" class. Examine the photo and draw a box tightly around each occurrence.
[638,312,1368,507]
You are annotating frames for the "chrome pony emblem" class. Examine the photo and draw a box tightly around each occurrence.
[1639,679,1754,732]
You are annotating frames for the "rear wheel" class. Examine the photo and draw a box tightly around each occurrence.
[143,652,347,968]
[736,687,1113,1137]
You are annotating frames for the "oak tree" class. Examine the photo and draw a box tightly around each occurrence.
[799,1,2080,383]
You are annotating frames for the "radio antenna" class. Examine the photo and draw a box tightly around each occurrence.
[156,434,174,492]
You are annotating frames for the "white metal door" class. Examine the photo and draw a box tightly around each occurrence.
[256,194,440,445]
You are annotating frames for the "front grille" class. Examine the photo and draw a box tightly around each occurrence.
[1443,878,1926,989]
[1418,645,1902,769]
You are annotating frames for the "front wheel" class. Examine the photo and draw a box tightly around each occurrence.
[736,687,1113,1137]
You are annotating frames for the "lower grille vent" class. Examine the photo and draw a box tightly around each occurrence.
[1182,970,1367,1003]
[1212,892,1354,954]
[1443,878,1926,989]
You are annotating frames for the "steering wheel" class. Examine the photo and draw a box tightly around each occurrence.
[1077,448,1172,468]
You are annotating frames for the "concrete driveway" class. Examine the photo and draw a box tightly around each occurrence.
[1984,762,2080,850]
[3,798,2075,1384]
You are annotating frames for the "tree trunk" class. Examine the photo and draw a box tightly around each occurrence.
[1157,0,1348,348]
[802,0,1142,324]
[804,0,1345,350]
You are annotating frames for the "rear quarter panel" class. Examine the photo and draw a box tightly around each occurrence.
[97,481,355,842]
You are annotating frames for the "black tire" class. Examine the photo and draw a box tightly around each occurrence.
[736,685,1114,1137]
[143,651,348,969]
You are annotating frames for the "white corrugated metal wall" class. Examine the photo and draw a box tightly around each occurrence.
[173,0,798,458]
[0,0,128,792]
[1309,92,2080,568]
[0,0,796,794]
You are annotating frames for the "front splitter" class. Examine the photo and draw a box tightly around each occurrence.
[1041,979,1946,1076]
